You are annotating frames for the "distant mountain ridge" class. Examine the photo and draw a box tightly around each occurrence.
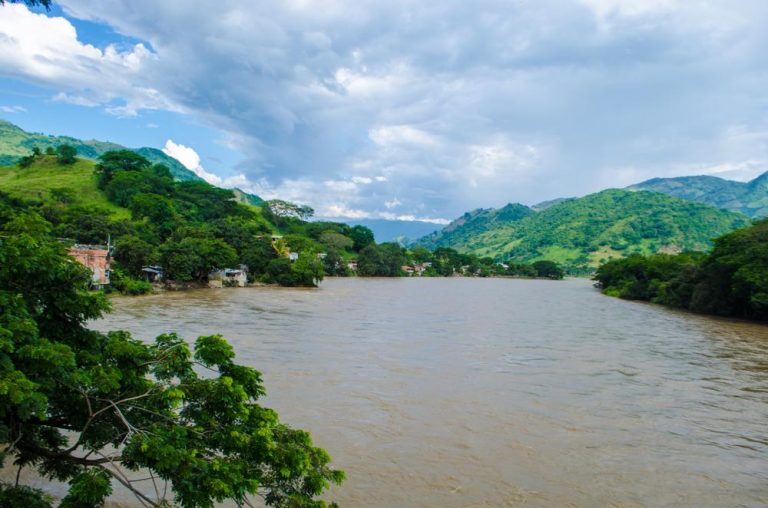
[628,171,768,217]
[416,189,750,272]
[332,218,443,244]
[0,119,262,204]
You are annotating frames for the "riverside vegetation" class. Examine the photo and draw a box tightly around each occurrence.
[0,143,566,294]
[594,219,768,321]
[0,206,344,506]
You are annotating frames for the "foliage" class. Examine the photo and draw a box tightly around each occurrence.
[630,172,768,218]
[161,237,238,281]
[292,252,325,287]
[532,260,565,280]
[0,119,205,183]
[417,189,750,273]
[594,219,768,320]
[265,199,314,221]
[0,209,343,506]
[357,242,405,276]
[349,225,375,252]
[55,144,77,165]
[109,269,154,296]
[262,252,324,287]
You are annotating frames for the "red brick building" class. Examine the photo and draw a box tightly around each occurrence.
[69,245,111,288]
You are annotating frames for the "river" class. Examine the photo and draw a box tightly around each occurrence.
[65,278,768,505]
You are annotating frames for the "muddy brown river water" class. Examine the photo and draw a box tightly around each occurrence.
[21,278,768,506]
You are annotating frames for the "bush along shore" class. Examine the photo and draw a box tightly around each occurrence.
[593,219,768,321]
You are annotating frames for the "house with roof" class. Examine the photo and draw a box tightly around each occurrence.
[208,265,248,288]
[69,244,111,289]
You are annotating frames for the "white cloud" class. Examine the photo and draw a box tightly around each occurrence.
[369,125,439,147]
[384,198,401,209]
[578,0,678,20]
[4,0,768,219]
[0,4,171,115]
[0,105,26,113]
[162,139,255,189]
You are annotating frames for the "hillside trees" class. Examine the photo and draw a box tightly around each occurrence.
[0,209,343,507]
[358,242,405,276]
[55,144,77,165]
[594,220,768,320]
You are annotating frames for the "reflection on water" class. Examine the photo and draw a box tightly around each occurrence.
[45,279,768,506]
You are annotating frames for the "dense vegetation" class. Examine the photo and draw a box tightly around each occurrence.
[417,189,750,273]
[0,150,367,290]
[594,219,768,320]
[0,119,205,183]
[0,204,343,506]
[629,171,768,218]
[1,145,567,288]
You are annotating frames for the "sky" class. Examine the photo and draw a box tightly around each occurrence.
[1,0,768,222]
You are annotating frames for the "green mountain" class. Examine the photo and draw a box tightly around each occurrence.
[628,172,768,217]
[0,119,200,182]
[417,189,751,272]
[0,118,266,205]
[417,203,534,251]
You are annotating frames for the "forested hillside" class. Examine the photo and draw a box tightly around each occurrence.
[595,219,768,320]
[629,171,768,217]
[417,189,750,272]
[0,150,373,290]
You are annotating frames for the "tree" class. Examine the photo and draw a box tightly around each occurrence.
[357,243,404,277]
[323,249,348,276]
[113,235,157,276]
[265,200,314,221]
[532,260,565,280]
[241,237,277,279]
[161,237,238,281]
[55,144,77,165]
[0,210,343,507]
[319,231,353,252]
[349,225,374,252]
[129,193,177,237]
[292,251,325,287]
[95,150,151,189]
[264,257,296,286]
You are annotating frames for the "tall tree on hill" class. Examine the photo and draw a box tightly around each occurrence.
[55,144,77,165]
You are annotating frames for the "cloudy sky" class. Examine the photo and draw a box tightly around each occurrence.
[1,0,768,222]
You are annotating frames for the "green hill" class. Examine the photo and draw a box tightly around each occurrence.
[0,118,265,205]
[417,189,751,272]
[0,119,200,182]
[417,203,534,251]
[628,171,768,217]
[0,156,129,219]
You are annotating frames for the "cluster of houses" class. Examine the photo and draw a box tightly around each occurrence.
[67,234,325,289]
[69,239,442,287]
[400,262,432,276]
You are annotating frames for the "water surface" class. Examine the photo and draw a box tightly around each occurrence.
[90,278,768,507]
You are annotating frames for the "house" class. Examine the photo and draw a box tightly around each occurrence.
[347,260,358,271]
[413,263,429,275]
[141,266,164,283]
[208,265,248,288]
[69,244,111,289]
[402,265,415,275]
[288,252,299,262]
